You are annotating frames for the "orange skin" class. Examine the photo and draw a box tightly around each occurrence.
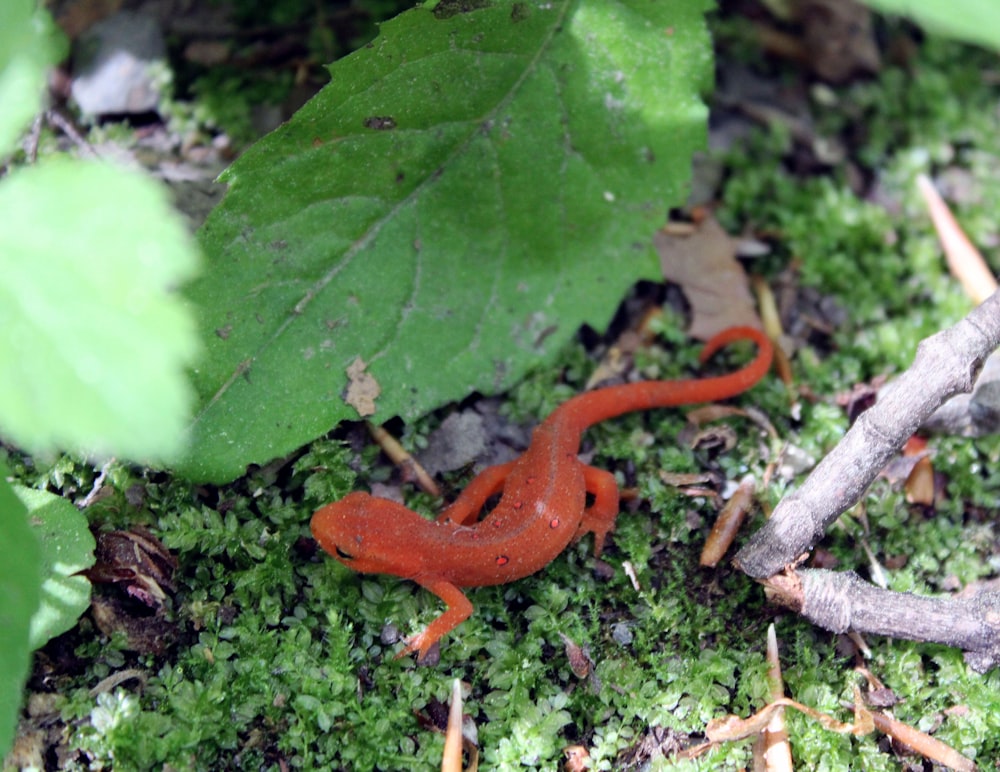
[311,327,772,660]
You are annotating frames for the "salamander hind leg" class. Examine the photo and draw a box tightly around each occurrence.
[437,461,516,525]
[575,465,621,557]
[397,578,475,661]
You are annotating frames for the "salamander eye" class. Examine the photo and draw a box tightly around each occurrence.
[335,545,354,560]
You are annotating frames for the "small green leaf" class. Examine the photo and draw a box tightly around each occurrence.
[0,158,201,463]
[0,462,41,757]
[0,1,64,154]
[863,0,1000,52]
[15,486,96,650]
[181,0,712,481]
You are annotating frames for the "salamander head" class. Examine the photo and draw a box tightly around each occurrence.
[311,491,433,578]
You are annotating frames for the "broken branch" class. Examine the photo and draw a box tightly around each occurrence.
[735,290,1000,578]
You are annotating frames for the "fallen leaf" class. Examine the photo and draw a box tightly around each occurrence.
[345,356,381,417]
[54,0,122,39]
[904,455,936,506]
[700,475,755,568]
[615,727,685,767]
[918,173,997,304]
[90,595,175,654]
[655,216,761,340]
[558,633,593,679]
[658,471,716,487]
[796,0,880,83]
[562,745,589,772]
[683,424,738,454]
[85,527,176,608]
[754,0,880,84]
[878,450,929,486]
[84,527,178,654]
[837,377,885,425]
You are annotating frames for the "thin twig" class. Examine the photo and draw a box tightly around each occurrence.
[736,289,1000,578]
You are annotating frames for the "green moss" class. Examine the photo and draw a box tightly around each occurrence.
[18,19,1000,772]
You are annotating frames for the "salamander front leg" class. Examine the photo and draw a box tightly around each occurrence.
[576,465,621,556]
[397,577,474,661]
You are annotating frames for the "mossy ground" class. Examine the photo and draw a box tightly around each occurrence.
[11,17,1000,772]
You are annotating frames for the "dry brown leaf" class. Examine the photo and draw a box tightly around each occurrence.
[90,595,176,654]
[754,0,879,83]
[5,725,45,770]
[903,455,936,506]
[655,216,761,340]
[562,745,590,772]
[558,633,593,679]
[796,0,880,83]
[89,528,175,589]
[918,174,997,305]
[345,356,381,417]
[55,0,123,39]
[658,470,715,487]
[685,403,749,427]
[700,475,755,568]
[685,424,738,453]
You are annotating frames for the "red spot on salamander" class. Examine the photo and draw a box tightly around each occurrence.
[549,518,560,529]
[496,555,509,566]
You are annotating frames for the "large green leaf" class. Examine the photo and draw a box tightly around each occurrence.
[0,1,63,155]
[863,0,1000,52]
[15,487,96,651]
[181,0,712,482]
[0,463,40,757]
[0,159,201,463]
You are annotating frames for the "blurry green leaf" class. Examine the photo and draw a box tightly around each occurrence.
[0,1,64,154]
[15,487,96,650]
[863,0,1000,52]
[182,0,712,481]
[0,159,201,463]
[0,462,40,757]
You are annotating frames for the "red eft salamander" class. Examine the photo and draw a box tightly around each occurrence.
[311,326,772,660]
